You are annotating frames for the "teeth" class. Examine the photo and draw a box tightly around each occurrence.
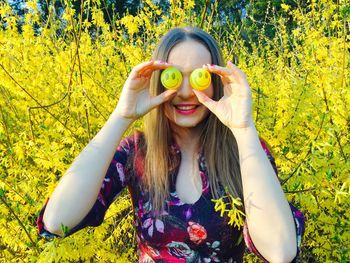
[175,105,197,110]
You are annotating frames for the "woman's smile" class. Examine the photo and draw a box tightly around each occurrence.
[173,104,200,115]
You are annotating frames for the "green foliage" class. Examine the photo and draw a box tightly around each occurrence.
[0,0,349,262]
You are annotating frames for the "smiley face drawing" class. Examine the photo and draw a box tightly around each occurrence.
[190,68,211,91]
[161,67,183,90]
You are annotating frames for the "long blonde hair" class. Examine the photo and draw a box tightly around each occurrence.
[139,27,243,215]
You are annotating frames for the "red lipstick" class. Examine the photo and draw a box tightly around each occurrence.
[173,104,199,115]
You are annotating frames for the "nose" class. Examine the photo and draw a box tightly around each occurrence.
[177,76,195,99]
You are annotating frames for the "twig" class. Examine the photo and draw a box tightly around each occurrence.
[82,88,107,120]
[0,64,81,142]
[321,86,347,162]
[27,92,69,140]
[0,104,13,149]
[0,195,39,255]
[281,111,325,185]
[285,187,316,194]
[199,0,209,29]
[255,87,261,123]
[283,72,310,128]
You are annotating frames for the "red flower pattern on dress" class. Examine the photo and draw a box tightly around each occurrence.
[187,221,207,244]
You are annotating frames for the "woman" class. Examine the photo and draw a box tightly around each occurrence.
[37,27,304,262]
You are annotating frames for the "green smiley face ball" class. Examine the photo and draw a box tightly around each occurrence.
[190,68,211,91]
[161,67,183,90]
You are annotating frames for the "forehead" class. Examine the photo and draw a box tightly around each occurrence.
[167,40,212,72]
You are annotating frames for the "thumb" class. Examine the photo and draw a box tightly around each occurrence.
[150,90,177,108]
[193,90,217,113]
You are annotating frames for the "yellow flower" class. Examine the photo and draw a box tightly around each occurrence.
[281,4,290,12]
[212,195,245,229]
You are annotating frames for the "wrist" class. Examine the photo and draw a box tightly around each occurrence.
[110,109,135,126]
[229,119,257,139]
[231,125,259,145]
[230,124,267,165]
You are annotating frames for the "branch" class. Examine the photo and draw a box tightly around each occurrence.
[199,0,209,29]
[321,85,347,162]
[285,187,316,194]
[281,111,325,185]
[0,195,39,255]
[0,64,81,142]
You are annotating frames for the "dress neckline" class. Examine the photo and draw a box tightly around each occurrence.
[168,144,209,206]
[170,140,204,157]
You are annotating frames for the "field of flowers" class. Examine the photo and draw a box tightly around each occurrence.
[0,0,349,262]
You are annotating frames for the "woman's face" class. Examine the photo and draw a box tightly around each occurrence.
[163,40,214,130]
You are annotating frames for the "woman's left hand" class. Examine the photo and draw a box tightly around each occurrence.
[193,61,254,131]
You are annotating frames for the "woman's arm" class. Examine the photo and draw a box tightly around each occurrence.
[41,60,177,237]
[192,61,298,262]
[42,110,133,237]
[231,125,297,263]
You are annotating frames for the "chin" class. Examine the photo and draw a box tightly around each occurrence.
[170,115,209,130]
[174,121,199,128]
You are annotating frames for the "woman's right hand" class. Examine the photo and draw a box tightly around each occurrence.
[114,60,177,121]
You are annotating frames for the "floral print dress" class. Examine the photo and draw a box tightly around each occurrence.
[36,131,305,263]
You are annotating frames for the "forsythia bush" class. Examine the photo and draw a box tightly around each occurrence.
[0,0,349,262]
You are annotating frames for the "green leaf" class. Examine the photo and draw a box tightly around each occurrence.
[340,6,350,19]
[282,146,289,155]
[326,168,333,181]
[39,124,48,130]
[60,223,70,236]
[293,181,301,191]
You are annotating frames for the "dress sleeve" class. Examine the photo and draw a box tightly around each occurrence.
[36,134,136,239]
[242,138,305,262]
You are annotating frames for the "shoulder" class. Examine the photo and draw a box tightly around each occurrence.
[117,130,144,153]
[117,130,146,170]
[111,130,145,168]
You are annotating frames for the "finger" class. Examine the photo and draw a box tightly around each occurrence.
[203,63,232,77]
[202,64,233,90]
[226,61,251,93]
[204,62,247,88]
[203,64,235,88]
[139,68,153,78]
[223,84,232,96]
[132,60,154,74]
[140,60,171,76]
[192,90,218,113]
[204,62,246,82]
[138,60,172,77]
[150,89,177,108]
[226,61,247,79]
